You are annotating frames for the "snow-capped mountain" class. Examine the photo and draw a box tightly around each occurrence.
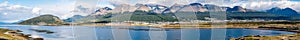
[90,7,113,15]
[176,3,208,12]
[135,4,168,14]
[164,3,184,13]
[63,2,300,23]
[87,2,299,16]
[226,6,257,12]
[107,4,138,13]
[144,4,168,14]
[135,4,151,12]
[203,4,228,12]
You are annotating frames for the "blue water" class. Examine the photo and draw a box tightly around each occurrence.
[0,24,295,40]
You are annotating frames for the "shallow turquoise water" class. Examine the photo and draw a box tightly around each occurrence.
[0,24,295,40]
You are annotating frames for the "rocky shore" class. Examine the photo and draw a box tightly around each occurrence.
[257,26,300,33]
[230,34,300,40]
[231,26,300,40]
[0,28,43,40]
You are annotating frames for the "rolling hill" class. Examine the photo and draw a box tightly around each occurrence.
[19,14,65,25]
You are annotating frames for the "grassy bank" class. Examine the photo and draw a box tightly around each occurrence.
[231,34,300,40]
[0,28,29,40]
[161,21,300,28]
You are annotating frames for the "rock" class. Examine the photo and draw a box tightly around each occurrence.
[29,29,55,34]
[33,38,43,40]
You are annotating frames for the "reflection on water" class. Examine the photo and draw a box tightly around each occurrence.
[0,24,296,40]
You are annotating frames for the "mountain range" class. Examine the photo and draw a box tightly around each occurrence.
[67,3,299,22]
[17,3,300,24]
[93,3,298,15]
[267,7,299,16]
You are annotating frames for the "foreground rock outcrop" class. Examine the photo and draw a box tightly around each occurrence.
[231,34,300,40]
[232,26,300,40]
[0,28,43,40]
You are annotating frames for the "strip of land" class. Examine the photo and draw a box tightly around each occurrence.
[65,21,300,29]
[230,34,300,40]
[230,22,300,40]
[0,28,43,40]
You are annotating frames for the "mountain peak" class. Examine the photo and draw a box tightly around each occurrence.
[226,6,247,12]
[283,7,295,11]
[92,7,113,15]
[136,4,151,12]
[189,3,203,6]
[267,7,299,16]
[232,6,244,9]
[72,15,84,18]
[40,14,57,17]
[269,7,281,10]
[19,14,64,25]
[103,7,112,10]
[273,7,281,9]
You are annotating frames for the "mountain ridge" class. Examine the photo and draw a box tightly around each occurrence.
[18,3,300,24]
[89,3,300,15]
[63,3,300,23]
[266,7,299,16]
[19,14,65,25]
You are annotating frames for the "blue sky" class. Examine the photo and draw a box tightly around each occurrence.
[0,0,112,8]
[0,0,70,7]
[0,0,300,23]
[0,0,299,7]
[290,0,300,1]
[1,0,299,9]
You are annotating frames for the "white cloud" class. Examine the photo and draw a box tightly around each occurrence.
[32,8,41,14]
[31,0,76,19]
[0,20,20,23]
[70,0,98,16]
[0,1,75,23]
[0,1,39,23]
[3,13,7,15]
[210,1,300,12]
[107,0,197,6]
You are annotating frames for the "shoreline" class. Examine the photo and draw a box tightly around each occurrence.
[230,25,300,40]
[6,23,300,40]
[65,22,300,29]
[0,28,43,40]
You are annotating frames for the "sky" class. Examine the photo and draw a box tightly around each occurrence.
[0,0,300,23]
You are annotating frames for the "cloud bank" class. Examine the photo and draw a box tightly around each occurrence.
[0,1,39,23]
[0,1,75,23]
[202,0,300,12]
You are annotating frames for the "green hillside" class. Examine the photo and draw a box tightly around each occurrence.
[19,14,64,25]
